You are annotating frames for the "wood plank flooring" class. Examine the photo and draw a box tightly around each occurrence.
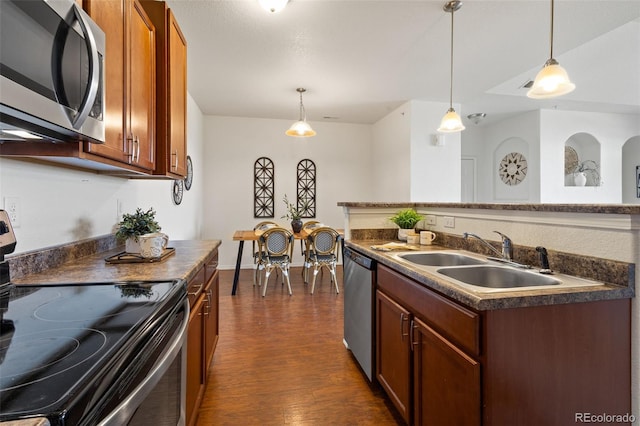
[195,267,403,425]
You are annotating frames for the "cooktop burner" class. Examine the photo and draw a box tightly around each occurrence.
[0,280,185,424]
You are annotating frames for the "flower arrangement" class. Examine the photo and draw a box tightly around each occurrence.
[389,208,424,229]
[281,194,306,221]
[115,207,161,242]
[573,160,600,185]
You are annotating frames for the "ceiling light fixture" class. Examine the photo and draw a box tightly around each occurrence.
[467,112,486,125]
[527,0,575,99]
[437,1,465,133]
[258,0,288,13]
[286,88,316,138]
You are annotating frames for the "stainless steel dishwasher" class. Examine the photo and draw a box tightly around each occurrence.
[343,246,376,382]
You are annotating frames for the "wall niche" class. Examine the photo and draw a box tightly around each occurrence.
[564,132,601,187]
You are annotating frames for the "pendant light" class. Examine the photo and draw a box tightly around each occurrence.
[259,0,288,14]
[437,1,465,133]
[286,88,316,138]
[527,0,575,99]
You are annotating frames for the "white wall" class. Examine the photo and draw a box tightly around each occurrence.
[622,136,640,204]
[0,94,205,254]
[200,115,373,269]
[540,110,640,203]
[462,109,640,203]
[409,101,461,202]
[371,102,412,201]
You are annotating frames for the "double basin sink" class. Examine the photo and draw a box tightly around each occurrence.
[393,251,599,293]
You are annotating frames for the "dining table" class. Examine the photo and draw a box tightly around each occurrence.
[230,227,343,295]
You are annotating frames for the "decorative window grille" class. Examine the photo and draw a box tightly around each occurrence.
[297,159,316,218]
[254,157,274,218]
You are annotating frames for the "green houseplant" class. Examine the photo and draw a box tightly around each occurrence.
[389,208,424,241]
[116,207,162,253]
[281,194,307,233]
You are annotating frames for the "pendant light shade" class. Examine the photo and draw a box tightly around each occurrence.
[286,88,316,138]
[437,1,465,134]
[259,0,288,13]
[527,0,575,99]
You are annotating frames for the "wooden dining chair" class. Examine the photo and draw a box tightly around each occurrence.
[253,221,278,287]
[257,227,294,296]
[304,227,341,294]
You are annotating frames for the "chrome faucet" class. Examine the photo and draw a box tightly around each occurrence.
[462,231,511,260]
[462,231,530,268]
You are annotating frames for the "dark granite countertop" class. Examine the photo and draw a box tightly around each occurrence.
[345,239,634,311]
[337,202,640,215]
[9,240,221,286]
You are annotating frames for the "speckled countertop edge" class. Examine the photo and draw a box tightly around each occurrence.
[345,239,634,311]
[337,202,640,214]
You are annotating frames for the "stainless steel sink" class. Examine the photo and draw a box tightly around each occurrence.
[397,252,486,267]
[437,265,561,289]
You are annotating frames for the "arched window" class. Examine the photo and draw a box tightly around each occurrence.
[297,159,316,218]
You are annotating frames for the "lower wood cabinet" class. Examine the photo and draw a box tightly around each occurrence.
[376,263,630,426]
[186,251,219,426]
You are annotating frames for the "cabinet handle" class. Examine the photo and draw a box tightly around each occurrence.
[410,320,419,351]
[134,136,140,163]
[126,134,134,163]
[400,312,409,341]
[171,150,178,170]
[204,289,212,315]
[188,283,203,296]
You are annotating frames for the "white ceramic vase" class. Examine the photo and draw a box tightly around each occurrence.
[574,172,587,186]
[125,237,142,254]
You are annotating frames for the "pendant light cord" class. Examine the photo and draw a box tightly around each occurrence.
[299,90,306,121]
[549,0,555,59]
[449,7,454,109]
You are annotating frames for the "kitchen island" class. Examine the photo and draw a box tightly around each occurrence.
[339,202,637,425]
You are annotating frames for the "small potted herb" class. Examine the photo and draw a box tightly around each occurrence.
[115,207,162,253]
[389,208,424,241]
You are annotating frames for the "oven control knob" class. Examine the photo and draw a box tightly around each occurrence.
[0,221,8,235]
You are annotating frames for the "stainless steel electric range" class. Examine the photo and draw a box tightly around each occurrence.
[0,211,188,426]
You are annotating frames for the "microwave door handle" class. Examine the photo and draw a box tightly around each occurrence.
[71,4,100,130]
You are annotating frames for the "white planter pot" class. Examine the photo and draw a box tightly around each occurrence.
[398,229,410,241]
[574,172,587,186]
[125,237,142,254]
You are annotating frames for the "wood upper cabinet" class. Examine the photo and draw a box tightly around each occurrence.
[84,0,155,171]
[140,1,188,178]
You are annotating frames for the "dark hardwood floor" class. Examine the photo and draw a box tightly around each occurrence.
[196,266,403,425]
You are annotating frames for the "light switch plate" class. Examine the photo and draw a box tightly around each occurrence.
[425,215,436,225]
[443,216,455,228]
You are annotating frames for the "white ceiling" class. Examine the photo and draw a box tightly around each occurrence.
[166,0,640,127]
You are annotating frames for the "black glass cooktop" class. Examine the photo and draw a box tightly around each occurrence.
[0,280,185,424]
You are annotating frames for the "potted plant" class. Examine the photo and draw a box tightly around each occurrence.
[389,208,424,241]
[115,207,162,253]
[573,160,600,186]
[281,194,307,233]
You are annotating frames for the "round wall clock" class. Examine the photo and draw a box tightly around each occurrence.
[172,179,184,205]
[499,152,528,186]
[184,155,193,191]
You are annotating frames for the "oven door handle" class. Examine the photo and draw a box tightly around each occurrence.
[70,4,100,129]
[98,299,189,426]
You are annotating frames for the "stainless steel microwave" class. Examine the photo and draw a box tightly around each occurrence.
[0,0,105,144]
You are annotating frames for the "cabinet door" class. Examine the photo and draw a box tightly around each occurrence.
[83,0,128,163]
[167,9,187,177]
[128,0,155,171]
[376,290,411,424]
[204,269,219,369]
[413,317,481,426]
[186,295,205,426]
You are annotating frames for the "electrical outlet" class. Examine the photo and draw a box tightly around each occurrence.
[4,197,20,228]
[443,216,455,228]
[425,215,436,225]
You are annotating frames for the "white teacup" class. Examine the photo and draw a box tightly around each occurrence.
[420,231,437,245]
[139,232,169,258]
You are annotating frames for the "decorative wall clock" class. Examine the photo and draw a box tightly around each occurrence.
[499,152,528,186]
[172,179,184,205]
[184,155,193,190]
